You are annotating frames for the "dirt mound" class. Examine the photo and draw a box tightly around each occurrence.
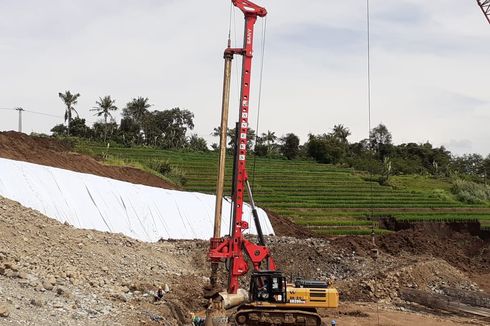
[377,223,490,274]
[266,210,314,238]
[327,222,490,294]
[0,131,175,189]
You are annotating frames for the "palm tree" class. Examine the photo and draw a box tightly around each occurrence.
[58,90,80,136]
[91,96,118,141]
[332,124,351,144]
[123,97,151,126]
[91,96,118,124]
[262,130,277,154]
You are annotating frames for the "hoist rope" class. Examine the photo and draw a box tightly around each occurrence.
[366,1,380,324]
[228,2,233,41]
[251,16,267,189]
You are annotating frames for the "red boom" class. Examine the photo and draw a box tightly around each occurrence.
[208,0,275,295]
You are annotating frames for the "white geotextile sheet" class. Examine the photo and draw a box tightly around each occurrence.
[0,157,274,242]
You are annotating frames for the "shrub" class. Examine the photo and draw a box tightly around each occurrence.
[147,160,172,175]
[451,179,490,204]
[429,189,453,201]
[147,160,187,186]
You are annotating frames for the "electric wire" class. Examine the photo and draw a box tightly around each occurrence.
[251,16,267,189]
[24,109,63,118]
[0,107,62,118]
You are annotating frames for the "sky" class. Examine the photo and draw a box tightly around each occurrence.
[0,0,489,156]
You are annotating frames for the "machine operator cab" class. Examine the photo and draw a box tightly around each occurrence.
[250,271,287,303]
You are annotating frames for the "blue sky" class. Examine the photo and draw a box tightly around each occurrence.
[0,0,489,155]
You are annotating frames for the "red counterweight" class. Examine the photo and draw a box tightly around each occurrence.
[208,0,275,295]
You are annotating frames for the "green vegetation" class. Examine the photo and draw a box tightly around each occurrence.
[451,179,490,204]
[75,141,490,235]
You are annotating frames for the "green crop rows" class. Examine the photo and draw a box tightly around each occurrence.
[81,143,490,235]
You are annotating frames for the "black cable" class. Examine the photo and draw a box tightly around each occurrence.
[24,109,63,118]
[251,16,267,189]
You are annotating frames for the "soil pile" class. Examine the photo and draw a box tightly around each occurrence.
[265,210,314,238]
[377,223,490,274]
[0,131,175,189]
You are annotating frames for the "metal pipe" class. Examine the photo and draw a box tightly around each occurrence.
[245,179,265,247]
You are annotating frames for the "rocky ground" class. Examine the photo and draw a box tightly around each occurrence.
[0,197,209,325]
[1,196,489,325]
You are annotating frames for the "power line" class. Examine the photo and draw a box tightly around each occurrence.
[23,109,63,119]
[0,107,62,118]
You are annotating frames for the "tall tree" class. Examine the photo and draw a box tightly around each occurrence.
[187,134,208,152]
[484,155,490,184]
[331,124,351,144]
[91,96,118,124]
[280,133,300,160]
[91,96,118,141]
[262,130,277,154]
[122,97,151,126]
[58,90,80,136]
[151,108,194,148]
[306,133,346,164]
[369,123,393,159]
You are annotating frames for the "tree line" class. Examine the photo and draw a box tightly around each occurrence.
[52,90,490,183]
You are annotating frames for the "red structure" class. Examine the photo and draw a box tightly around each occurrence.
[477,0,490,24]
[208,0,276,295]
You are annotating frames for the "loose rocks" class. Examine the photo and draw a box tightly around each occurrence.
[0,305,9,318]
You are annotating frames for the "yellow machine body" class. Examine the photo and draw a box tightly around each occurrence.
[285,283,339,308]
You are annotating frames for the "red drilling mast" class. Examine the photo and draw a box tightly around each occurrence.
[208,0,275,295]
[477,0,490,24]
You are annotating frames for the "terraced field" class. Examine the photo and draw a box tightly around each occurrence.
[81,144,490,235]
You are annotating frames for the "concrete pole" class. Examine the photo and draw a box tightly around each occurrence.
[209,51,233,290]
[15,107,24,133]
[213,53,233,239]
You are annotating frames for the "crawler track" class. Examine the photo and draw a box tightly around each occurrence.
[234,305,321,326]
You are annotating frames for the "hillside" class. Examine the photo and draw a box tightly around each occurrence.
[78,142,490,235]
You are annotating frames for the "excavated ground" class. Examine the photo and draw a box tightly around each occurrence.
[1,197,489,325]
[0,133,489,325]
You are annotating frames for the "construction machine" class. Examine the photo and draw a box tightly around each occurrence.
[205,1,339,325]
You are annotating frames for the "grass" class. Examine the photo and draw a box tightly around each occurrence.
[74,140,490,235]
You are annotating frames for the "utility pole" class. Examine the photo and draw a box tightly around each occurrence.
[15,107,25,133]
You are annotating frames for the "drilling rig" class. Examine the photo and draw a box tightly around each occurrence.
[205,1,339,325]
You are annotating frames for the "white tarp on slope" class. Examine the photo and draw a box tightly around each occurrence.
[0,157,274,242]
